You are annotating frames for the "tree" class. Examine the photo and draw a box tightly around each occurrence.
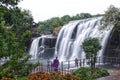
[38,17,62,34]
[0,0,38,78]
[71,14,80,20]
[79,13,92,19]
[82,38,101,79]
[0,0,22,6]
[0,21,20,58]
[0,0,33,38]
[48,17,62,32]
[101,5,120,49]
[1,2,34,48]
[101,5,120,29]
[3,7,33,38]
[0,15,37,79]
[61,15,71,25]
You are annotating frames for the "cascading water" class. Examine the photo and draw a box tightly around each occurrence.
[29,35,56,60]
[29,37,44,60]
[29,17,113,61]
[55,17,113,61]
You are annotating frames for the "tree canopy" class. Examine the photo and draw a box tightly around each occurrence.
[0,0,38,78]
[82,38,101,59]
[0,0,22,6]
[82,38,101,79]
[101,5,120,29]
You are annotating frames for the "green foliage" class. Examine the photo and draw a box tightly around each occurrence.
[0,21,17,58]
[4,7,33,38]
[12,77,27,80]
[21,30,31,42]
[0,72,4,79]
[48,17,62,31]
[82,38,101,79]
[21,30,32,50]
[95,68,109,78]
[0,1,33,38]
[82,38,101,59]
[101,5,120,29]
[73,67,91,80]
[0,0,33,50]
[38,17,62,33]
[0,54,39,78]
[61,15,71,25]
[79,13,92,19]
[0,0,22,6]
[73,67,109,80]
[0,0,36,79]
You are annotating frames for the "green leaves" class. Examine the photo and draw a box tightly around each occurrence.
[0,1,35,78]
[82,38,101,58]
[0,0,22,6]
[101,5,120,29]
[21,30,31,42]
[3,7,33,37]
[61,15,71,25]
[82,38,102,79]
[73,67,109,80]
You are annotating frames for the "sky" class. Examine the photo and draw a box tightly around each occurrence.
[18,0,120,22]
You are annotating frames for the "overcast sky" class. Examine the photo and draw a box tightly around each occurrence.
[18,0,120,22]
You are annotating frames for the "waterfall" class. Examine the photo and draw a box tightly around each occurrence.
[29,17,113,61]
[29,35,56,60]
[55,17,113,61]
[29,37,42,59]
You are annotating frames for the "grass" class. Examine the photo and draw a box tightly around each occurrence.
[12,77,27,80]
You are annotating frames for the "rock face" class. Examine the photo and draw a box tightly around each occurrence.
[104,28,120,58]
[38,37,57,59]
[53,27,61,36]
[96,76,120,80]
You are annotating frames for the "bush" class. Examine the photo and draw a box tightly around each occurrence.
[73,67,91,80]
[72,67,109,80]
[0,72,3,79]
[0,59,40,78]
[12,77,27,80]
[95,67,109,78]
[28,71,80,80]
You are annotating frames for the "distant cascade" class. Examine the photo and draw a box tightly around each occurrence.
[55,17,113,61]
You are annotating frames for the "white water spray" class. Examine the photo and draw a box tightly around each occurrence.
[55,17,113,61]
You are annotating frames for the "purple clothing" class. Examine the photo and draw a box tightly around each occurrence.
[51,59,59,69]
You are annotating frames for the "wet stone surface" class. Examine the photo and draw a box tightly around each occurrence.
[96,76,120,80]
[96,68,120,80]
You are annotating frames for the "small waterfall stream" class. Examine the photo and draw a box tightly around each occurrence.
[29,35,56,59]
